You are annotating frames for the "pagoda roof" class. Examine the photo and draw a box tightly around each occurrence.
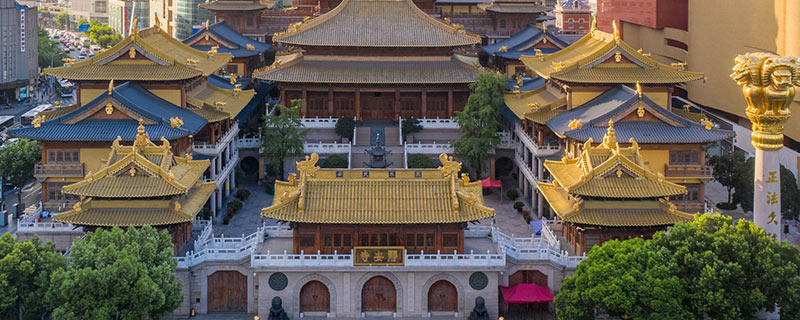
[254,53,478,84]
[520,26,704,84]
[62,128,211,198]
[262,153,495,224]
[483,24,569,56]
[272,0,480,47]
[183,21,271,58]
[557,0,590,8]
[9,82,207,141]
[186,80,256,121]
[546,85,735,144]
[43,26,232,81]
[198,0,274,11]
[479,2,549,14]
[503,84,566,123]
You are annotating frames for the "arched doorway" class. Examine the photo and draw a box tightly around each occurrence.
[361,276,397,312]
[300,281,330,313]
[240,156,259,176]
[207,271,247,312]
[427,280,457,312]
[495,156,514,179]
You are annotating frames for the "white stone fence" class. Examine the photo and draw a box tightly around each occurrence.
[491,227,585,268]
[300,117,340,128]
[541,219,561,249]
[238,137,260,149]
[404,142,454,154]
[193,121,239,155]
[18,203,43,223]
[303,141,351,154]
[177,225,295,268]
[16,221,82,233]
[416,118,459,129]
[251,249,505,268]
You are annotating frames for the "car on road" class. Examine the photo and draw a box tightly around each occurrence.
[63,47,70,53]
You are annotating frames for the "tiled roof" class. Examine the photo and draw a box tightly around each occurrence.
[558,0,590,8]
[520,29,704,84]
[207,74,250,89]
[546,85,734,144]
[43,27,231,80]
[198,0,273,11]
[254,54,478,84]
[262,154,495,224]
[504,86,566,123]
[538,184,693,226]
[187,82,256,121]
[483,25,569,56]
[273,0,480,47]
[506,77,546,92]
[184,21,271,58]
[480,2,549,13]
[496,49,559,60]
[9,82,207,141]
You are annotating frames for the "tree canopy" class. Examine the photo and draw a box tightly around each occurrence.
[708,150,749,206]
[452,70,505,178]
[56,13,69,29]
[320,154,348,168]
[407,154,437,168]
[38,27,67,68]
[555,213,800,320]
[82,20,122,48]
[47,226,182,320]
[334,116,355,141]
[0,233,66,320]
[260,101,307,178]
[401,116,423,139]
[0,139,41,207]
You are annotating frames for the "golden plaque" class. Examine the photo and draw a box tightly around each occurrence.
[353,247,405,266]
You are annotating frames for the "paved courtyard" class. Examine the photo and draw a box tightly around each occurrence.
[212,180,277,238]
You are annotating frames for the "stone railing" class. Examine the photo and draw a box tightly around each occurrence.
[492,227,585,268]
[464,225,492,238]
[664,164,713,179]
[263,225,293,238]
[514,150,537,183]
[404,142,453,154]
[514,123,560,156]
[251,250,505,268]
[18,203,43,223]
[17,221,82,233]
[238,137,260,149]
[34,162,84,178]
[417,118,458,129]
[497,131,515,149]
[193,220,214,252]
[300,117,340,128]
[193,122,239,155]
[303,141,351,154]
[176,225,265,268]
[541,219,561,249]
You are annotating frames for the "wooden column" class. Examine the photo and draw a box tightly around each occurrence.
[280,89,286,107]
[328,88,334,117]
[394,89,400,120]
[355,89,362,120]
[447,89,454,117]
[421,89,427,118]
[301,88,308,117]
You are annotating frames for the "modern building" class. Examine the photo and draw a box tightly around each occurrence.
[553,0,592,35]
[108,0,149,37]
[149,0,175,35]
[505,21,733,219]
[68,0,109,25]
[0,0,38,105]
[173,0,214,39]
[182,20,271,77]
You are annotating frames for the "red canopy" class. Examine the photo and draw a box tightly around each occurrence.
[481,177,502,188]
[500,284,554,303]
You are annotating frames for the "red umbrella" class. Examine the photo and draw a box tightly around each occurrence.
[481,177,502,188]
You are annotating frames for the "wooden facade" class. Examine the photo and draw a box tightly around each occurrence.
[561,222,667,253]
[291,223,466,254]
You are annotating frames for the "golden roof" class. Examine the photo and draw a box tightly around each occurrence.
[61,124,211,198]
[53,182,216,226]
[519,26,704,84]
[44,27,232,81]
[537,183,693,226]
[272,0,480,47]
[544,124,686,198]
[504,86,566,123]
[261,153,495,224]
[186,83,256,121]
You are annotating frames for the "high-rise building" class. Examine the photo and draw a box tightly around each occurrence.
[108,0,149,37]
[68,0,109,25]
[149,0,175,35]
[0,0,38,104]
[173,0,213,39]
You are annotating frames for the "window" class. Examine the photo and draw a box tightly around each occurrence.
[299,234,315,247]
[322,232,352,253]
[499,19,506,28]
[247,17,254,27]
[406,232,435,253]
[442,233,458,248]
[568,19,574,29]
[579,18,585,29]
[673,184,700,202]
[669,151,700,165]
[48,150,80,164]
[46,183,80,202]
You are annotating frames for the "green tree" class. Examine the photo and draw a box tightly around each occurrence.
[334,116,355,141]
[260,101,307,179]
[77,18,89,26]
[84,20,122,47]
[0,139,41,209]
[47,226,182,320]
[401,116,423,139]
[452,71,505,178]
[780,165,800,220]
[0,233,66,320]
[708,150,749,206]
[38,27,67,68]
[733,156,756,212]
[320,154,348,168]
[407,154,436,168]
[556,213,800,319]
[56,13,69,29]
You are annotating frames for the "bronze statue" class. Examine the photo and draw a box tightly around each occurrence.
[268,297,289,320]
[468,296,490,320]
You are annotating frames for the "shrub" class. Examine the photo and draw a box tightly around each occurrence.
[402,116,423,138]
[407,154,437,168]
[235,189,251,201]
[200,206,212,220]
[320,154,348,168]
[506,188,519,200]
[716,202,737,210]
[334,116,356,141]
[513,201,524,212]
[228,199,243,212]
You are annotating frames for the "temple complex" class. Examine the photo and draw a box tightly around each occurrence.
[438,0,551,44]
[12,22,257,217]
[481,24,571,76]
[537,125,693,253]
[183,20,272,77]
[53,125,217,252]
[254,0,482,120]
[505,19,733,219]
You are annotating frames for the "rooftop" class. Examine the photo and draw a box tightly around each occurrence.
[198,0,274,11]
[482,24,569,56]
[183,21,271,58]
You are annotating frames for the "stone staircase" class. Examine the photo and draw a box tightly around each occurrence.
[383,127,400,146]
[354,127,371,146]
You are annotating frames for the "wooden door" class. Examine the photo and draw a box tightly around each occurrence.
[427,280,457,312]
[208,271,247,312]
[361,276,397,312]
[300,281,330,312]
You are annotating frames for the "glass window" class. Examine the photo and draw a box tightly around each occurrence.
[499,19,506,28]
[300,234,315,247]
[443,234,458,248]
[568,19,574,29]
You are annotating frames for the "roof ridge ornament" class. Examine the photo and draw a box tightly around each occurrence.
[296,153,320,178]
[601,119,617,148]
[108,79,114,94]
[437,153,461,178]
[134,118,151,147]
[612,20,619,41]
[132,17,138,35]
[635,81,642,99]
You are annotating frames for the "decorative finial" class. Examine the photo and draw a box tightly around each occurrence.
[105,103,114,115]
[32,115,44,128]
[295,153,320,178]
[612,20,619,40]
[170,117,184,128]
[154,15,160,28]
[134,118,150,147]
[635,81,642,99]
[230,73,237,85]
[590,13,597,32]
[602,119,617,148]
[131,17,138,35]
[437,154,462,178]
[129,46,136,59]
[205,20,210,30]
[129,167,136,177]
[108,79,114,94]
[246,43,254,51]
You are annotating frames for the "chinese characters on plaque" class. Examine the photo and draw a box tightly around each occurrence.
[353,247,405,266]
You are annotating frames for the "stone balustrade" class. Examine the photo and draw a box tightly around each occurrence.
[193,121,239,155]
[300,117,341,128]
[303,141,351,154]
[416,118,459,129]
[404,142,454,154]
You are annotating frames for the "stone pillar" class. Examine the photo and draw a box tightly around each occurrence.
[355,89,361,120]
[489,157,496,179]
[394,89,400,120]
[217,153,223,175]
[210,191,217,216]
[447,89,454,117]
[537,158,544,217]
[730,53,799,244]
[216,187,223,210]
[421,89,427,118]
[210,158,217,179]
[328,89,335,116]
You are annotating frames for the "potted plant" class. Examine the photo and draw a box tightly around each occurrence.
[506,188,519,201]
[513,201,524,212]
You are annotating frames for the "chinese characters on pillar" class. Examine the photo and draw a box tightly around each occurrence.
[765,171,779,241]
